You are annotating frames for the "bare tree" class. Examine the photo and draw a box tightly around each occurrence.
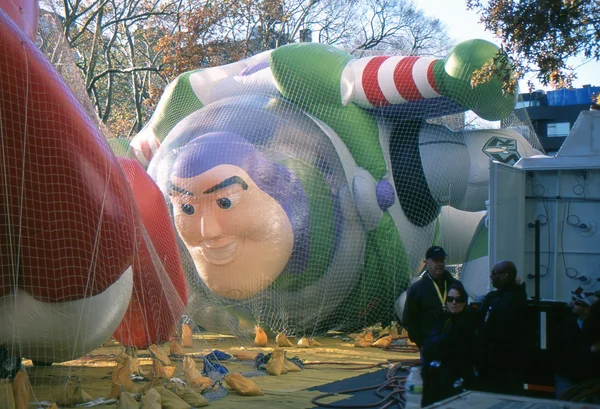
[39,0,453,137]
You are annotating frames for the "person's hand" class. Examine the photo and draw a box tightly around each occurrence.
[515,277,522,285]
[591,343,600,353]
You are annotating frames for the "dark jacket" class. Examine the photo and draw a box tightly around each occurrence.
[553,313,600,384]
[476,281,527,394]
[402,270,463,347]
[421,308,477,407]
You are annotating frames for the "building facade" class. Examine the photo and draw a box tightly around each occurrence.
[512,85,600,154]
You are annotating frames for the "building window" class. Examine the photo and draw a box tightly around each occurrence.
[515,100,541,109]
[547,122,570,137]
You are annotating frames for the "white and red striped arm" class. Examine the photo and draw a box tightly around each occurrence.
[130,126,162,167]
[341,55,442,108]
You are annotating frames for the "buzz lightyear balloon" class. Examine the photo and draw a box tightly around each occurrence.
[125,39,541,335]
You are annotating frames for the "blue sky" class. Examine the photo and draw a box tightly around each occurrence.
[417,0,599,91]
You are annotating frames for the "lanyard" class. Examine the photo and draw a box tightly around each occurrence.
[429,273,447,306]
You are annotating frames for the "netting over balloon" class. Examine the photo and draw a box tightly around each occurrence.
[0,0,186,372]
[1,0,545,384]
[125,41,542,338]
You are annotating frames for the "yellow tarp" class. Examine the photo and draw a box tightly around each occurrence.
[23,334,418,409]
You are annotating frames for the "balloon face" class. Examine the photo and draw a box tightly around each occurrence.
[149,95,367,334]
[170,164,294,299]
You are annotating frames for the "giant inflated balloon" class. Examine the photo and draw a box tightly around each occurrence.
[126,40,539,335]
[0,0,186,363]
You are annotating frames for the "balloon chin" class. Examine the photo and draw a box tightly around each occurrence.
[0,266,133,364]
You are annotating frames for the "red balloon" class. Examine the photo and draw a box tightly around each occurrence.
[112,158,187,348]
[0,8,135,302]
[0,0,38,41]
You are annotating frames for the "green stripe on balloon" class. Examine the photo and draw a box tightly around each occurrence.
[335,212,409,327]
[152,70,205,143]
[271,43,387,180]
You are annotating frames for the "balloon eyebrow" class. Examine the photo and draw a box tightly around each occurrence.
[169,182,194,196]
[204,176,248,194]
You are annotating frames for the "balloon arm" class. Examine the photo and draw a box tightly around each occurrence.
[340,40,517,121]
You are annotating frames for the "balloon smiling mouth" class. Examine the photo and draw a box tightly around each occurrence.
[200,239,238,265]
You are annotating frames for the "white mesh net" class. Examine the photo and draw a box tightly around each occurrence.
[1,0,544,404]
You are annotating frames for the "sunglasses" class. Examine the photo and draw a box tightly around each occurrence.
[447,296,466,304]
[490,270,505,275]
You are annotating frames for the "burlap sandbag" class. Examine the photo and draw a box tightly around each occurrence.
[149,345,171,366]
[182,357,212,391]
[390,322,400,339]
[284,360,301,372]
[232,350,257,361]
[254,327,268,347]
[169,341,185,357]
[266,348,286,376]
[181,324,193,348]
[130,356,140,375]
[138,376,164,394]
[354,332,374,347]
[116,390,139,409]
[12,370,30,409]
[154,387,191,409]
[152,359,175,379]
[171,386,209,407]
[54,378,93,407]
[110,353,133,398]
[223,374,264,396]
[275,333,293,347]
[297,337,310,348]
[140,389,161,409]
[0,379,15,409]
[372,335,392,348]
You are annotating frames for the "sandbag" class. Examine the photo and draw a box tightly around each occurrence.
[232,350,257,361]
[266,348,285,376]
[152,359,175,379]
[116,390,140,409]
[284,360,301,372]
[140,389,161,409]
[12,370,30,409]
[54,378,93,407]
[372,335,392,348]
[275,333,293,347]
[254,327,268,347]
[154,387,191,409]
[181,324,193,348]
[354,332,374,347]
[149,344,171,366]
[169,341,185,357]
[169,384,209,408]
[297,337,310,348]
[0,379,15,409]
[223,374,264,396]
[182,357,212,391]
[110,353,133,398]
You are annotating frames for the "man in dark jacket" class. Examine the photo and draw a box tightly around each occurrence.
[476,260,527,395]
[402,246,464,350]
[553,292,600,399]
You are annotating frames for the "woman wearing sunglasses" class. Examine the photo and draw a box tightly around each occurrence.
[421,284,477,407]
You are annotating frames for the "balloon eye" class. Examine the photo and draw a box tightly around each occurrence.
[216,198,232,209]
[181,203,195,215]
